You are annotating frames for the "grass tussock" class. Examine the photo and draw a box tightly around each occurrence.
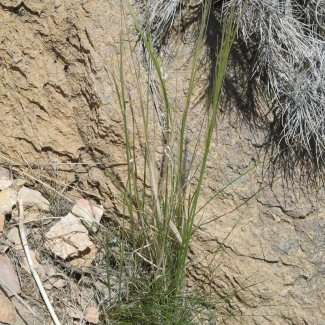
[104,0,244,324]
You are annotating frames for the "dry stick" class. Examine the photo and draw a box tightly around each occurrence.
[18,199,62,325]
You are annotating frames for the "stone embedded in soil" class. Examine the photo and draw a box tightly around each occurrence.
[0,213,5,233]
[84,307,100,324]
[17,187,49,211]
[12,187,50,222]
[71,243,97,269]
[69,307,83,319]
[49,278,66,288]
[7,228,20,245]
[0,167,13,191]
[0,291,17,325]
[77,288,89,310]
[72,199,103,233]
[67,321,80,325]
[37,265,46,280]
[11,179,26,192]
[0,245,9,253]
[14,244,23,251]
[0,255,21,297]
[45,265,57,277]
[21,249,41,274]
[0,188,17,215]
[43,282,53,290]
[45,213,93,259]
[11,296,43,325]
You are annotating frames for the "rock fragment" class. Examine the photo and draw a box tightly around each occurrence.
[0,188,17,215]
[84,307,100,324]
[0,213,5,233]
[21,249,41,274]
[0,167,13,191]
[12,187,50,222]
[71,243,97,269]
[69,307,83,319]
[45,213,93,259]
[45,265,57,277]
[7,228,20,245]
[37,265,46,280]
[49,278,66,289]
[0,255,21,297]
[18,187,49,211]
[14,244,23,251]
[10,179,26,192]
[0,291,17,325]
[72,199,103,233]
[0,244,9,253]
[43,282,53,290]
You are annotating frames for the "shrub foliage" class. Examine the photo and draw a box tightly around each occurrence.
[137,0,325,161]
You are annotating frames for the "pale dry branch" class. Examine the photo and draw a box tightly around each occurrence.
[18,199,62,325]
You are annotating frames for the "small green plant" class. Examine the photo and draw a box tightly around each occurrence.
[104,1,246,324]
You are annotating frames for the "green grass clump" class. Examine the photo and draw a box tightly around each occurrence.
[104,1,244,324]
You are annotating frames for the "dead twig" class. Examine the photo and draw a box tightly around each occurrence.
[18,199,62,325]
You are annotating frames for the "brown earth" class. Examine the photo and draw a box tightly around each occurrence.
[0,1,324,324]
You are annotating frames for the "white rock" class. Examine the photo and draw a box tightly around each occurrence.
[0,255,21,297]
[72,199,103,233]
[45,213,93,259]
[84,307,100,324]
[0,188,17,215]
[0,290,17,324]
[0,167,13,191]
